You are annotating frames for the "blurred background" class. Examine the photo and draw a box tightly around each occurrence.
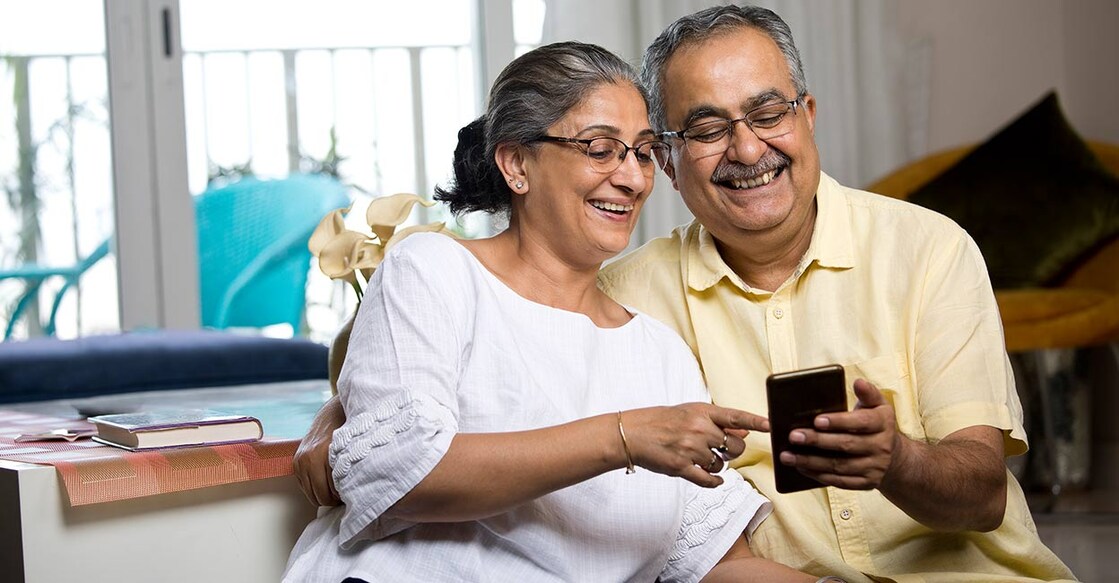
[2,0,1115,342]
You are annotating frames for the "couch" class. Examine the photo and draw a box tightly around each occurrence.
[0,330,328,405]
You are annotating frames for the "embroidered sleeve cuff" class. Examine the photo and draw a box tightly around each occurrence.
[661,470,772,583]
[328,392,457,546]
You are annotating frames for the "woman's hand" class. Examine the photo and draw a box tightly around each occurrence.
[293,396,345,506]
[623,403,770,488]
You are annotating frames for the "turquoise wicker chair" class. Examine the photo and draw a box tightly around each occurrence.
[2,174,350,339]
[0,239,112,339]
[196,174,350,331]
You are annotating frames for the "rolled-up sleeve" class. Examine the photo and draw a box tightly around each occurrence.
[328,241,467,546]
[914,231,1027,455]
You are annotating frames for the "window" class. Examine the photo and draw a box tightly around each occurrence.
[0,1,118,340]
[0,0,544,341]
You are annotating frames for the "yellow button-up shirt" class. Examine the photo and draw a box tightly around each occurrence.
[599,173,1076,582]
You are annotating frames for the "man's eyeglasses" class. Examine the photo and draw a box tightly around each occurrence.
[533,136,671,174]
[660,93,806,159]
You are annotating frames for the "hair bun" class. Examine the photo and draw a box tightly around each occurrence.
[458,116,486,150]
[435,115,506,215]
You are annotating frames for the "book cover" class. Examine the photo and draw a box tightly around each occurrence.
[88,409,263,451]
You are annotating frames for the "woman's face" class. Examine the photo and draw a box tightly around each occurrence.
[517,82,658,268]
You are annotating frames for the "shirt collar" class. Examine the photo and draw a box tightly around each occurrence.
[685,171,855,293]
[806,172,856,270]
[685,222,743,292]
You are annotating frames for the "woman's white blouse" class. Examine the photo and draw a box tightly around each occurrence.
[284,233,770,583]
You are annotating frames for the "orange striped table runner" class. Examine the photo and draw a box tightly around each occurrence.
[0,409,298,506]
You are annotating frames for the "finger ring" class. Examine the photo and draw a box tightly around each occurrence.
[714,433,733,462]
[705,452,723,473]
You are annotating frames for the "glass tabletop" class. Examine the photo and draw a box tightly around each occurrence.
[4,379,332,440]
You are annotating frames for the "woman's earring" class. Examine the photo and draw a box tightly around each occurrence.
[515,181,524,189]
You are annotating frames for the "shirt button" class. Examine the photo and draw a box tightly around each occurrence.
[840,508,852,520]
[773,308,784,319]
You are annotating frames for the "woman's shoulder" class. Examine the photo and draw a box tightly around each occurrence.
[627,310,701,364]
[383,232,469,270]
[387,230,461,257]
[623,310,708,403]
[628,308,684,341]
[375,232,479,295]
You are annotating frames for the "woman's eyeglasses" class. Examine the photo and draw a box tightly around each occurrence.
[533,136,670,174]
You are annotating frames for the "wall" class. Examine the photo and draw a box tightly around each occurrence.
[1061,0,1119,143]
[895,0,1118,153]
[894,0,1119,492]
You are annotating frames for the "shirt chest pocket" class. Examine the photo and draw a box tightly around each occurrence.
[842,353,924,441]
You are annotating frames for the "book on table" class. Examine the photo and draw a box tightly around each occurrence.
[88,409,263,451]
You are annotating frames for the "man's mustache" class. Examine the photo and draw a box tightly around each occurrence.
[710,150,791,183]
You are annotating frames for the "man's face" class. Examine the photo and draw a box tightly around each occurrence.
[660,27,820,246]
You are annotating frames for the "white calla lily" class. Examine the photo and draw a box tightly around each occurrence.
[366,193,436,242]
[308,205,351,255]
[309,193,452,303]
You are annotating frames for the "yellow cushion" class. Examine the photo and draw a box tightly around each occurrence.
[997,289,1119,352]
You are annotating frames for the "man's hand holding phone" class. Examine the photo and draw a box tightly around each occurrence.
[777,378,902,492]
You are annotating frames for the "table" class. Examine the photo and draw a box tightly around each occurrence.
[0,380,332,583]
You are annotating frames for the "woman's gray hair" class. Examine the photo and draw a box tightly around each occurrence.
[486,41,645,166]
[435,41,646,216]
[641,4,808,132]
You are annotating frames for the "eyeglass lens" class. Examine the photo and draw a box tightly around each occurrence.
[682,100,798,158]
[584,137,670,174]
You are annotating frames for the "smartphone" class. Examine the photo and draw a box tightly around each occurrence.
[766,364,848,494]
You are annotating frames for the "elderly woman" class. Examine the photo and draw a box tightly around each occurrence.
[283,42,814,583]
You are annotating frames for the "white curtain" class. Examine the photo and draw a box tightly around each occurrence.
[541,0,915,247]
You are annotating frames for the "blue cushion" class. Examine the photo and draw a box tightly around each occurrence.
[0,330,327,404]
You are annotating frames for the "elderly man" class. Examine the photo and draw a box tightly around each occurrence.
[294,4,1075,582]
[596,4,1074,582]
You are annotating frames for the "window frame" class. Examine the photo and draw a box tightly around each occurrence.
[105,0,517,332]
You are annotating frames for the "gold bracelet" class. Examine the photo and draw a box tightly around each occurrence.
[616,411,636,474]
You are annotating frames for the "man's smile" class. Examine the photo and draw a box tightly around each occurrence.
[717,166,785,190]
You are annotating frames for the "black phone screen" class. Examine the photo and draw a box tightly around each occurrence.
[766,364,848,493]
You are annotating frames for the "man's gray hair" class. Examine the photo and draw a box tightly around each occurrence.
[641,4,808,132]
